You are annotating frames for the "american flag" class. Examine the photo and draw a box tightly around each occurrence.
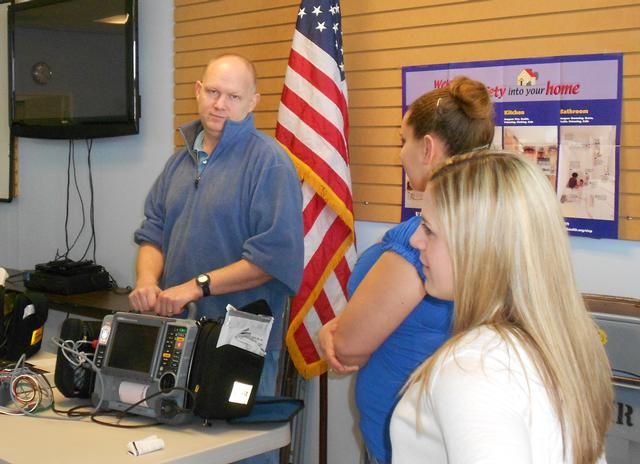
[276,0,356,379]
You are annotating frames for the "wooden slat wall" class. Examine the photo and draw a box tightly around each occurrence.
[174,0,640,240]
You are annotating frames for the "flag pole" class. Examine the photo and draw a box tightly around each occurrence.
[319,372,328,464]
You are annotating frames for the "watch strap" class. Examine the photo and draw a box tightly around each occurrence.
[196,273,211,297]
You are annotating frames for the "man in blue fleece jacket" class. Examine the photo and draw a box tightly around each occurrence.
[129,55,304,431]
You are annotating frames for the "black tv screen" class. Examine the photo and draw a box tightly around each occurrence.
[8,0,139,139]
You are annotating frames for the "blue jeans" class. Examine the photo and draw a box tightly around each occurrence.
[234,350,280,464]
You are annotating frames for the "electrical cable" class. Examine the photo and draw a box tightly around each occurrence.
[612,368,640,380]
[6,271,23,282]
[57,140,87,260]
[79,139,96,262]
[69,139,87,256]
[108,274,124,292]
[0,354,53,416]
[50,336,105,412]
[54,139,98,265]
[122,386,196,417]
[89,385,196,429]
[61,140,72,259]
[4,337,196,427]
[90,410,161,429]
[24,372,89,422]
[39,139,112,292]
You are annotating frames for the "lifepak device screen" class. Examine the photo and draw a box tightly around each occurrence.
[107,323,159,373]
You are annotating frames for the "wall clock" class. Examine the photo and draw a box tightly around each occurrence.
[31,61,52,85]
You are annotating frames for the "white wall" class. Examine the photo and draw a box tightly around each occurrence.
[2,2,639,463]
[354,221,640,300]
[570,236,640,299]
[0,0,173,287]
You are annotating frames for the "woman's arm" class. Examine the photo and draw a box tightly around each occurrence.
[331,251,426,367]
[319,315,360,374]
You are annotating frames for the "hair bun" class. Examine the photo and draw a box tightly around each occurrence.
[448,76,493,120]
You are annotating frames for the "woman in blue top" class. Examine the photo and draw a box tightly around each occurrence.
[319,76,495,464]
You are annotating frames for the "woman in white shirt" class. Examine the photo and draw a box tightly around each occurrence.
[390,150,612,464]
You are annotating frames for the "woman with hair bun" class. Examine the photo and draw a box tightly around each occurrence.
[391,150,612,464]
[319,76,495,464]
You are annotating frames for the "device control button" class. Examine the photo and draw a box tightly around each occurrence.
[160,399,179,419]
[159,372,176,393]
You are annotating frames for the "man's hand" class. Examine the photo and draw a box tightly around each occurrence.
[153,279,202,317]
[129,283,162,313]
[319,317,359,375]
[131,243,164,313]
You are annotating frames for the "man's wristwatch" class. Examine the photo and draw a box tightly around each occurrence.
[196,273,211,297]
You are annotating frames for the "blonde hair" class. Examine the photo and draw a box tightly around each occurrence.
[408,150,612,464]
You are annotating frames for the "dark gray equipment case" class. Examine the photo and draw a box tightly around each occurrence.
[586,294,640,464]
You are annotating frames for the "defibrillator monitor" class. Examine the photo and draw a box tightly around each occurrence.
[92,312,199,424]
[106,322,159,374]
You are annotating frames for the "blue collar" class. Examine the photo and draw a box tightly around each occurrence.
[193,130,207,154]
[180,113,255,160]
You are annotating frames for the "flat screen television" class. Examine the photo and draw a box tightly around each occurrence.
[8,0,139,139]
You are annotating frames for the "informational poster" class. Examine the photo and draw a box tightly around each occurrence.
[402,53,622,239]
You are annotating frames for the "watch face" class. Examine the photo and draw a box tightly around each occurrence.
[197,274,210,296]
[31,61,53,85]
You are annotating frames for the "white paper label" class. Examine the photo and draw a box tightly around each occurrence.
[22,304,35,319]
[218,307,273,356]
[228,381,253,405]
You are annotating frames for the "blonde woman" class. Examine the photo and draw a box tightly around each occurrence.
[391,151,612,464]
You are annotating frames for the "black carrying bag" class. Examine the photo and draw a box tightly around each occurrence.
[54,318,102,398]
[0,286,5,356]
[188,319,265,420]
[188,299,272,421]
[0,289,49,361]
